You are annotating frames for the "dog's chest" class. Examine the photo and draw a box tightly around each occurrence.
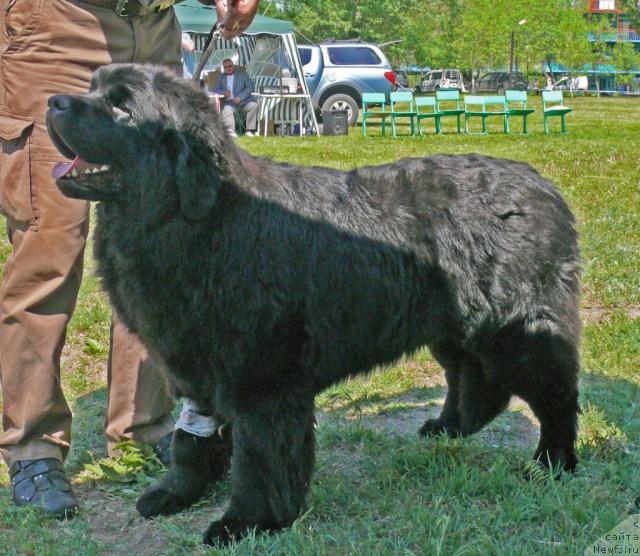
[95,219,174,334]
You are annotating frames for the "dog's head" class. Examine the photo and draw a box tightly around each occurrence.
[47,64,233,220]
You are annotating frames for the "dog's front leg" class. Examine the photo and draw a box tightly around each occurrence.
[137,401,232,518]
[203,393,316,546]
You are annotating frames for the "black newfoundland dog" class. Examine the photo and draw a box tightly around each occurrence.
[47,64,581,545]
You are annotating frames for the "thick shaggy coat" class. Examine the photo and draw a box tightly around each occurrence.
[47,64,581,545]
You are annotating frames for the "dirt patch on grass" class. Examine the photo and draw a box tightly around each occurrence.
[74,482,227,556]
[582,304,640,325]
[318,379,540,449]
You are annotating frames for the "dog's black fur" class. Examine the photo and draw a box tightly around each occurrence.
[47,64,581,545]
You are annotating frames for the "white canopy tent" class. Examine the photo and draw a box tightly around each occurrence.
[176,2,318,135]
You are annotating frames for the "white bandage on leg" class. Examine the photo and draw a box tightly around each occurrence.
[175,398,218,437]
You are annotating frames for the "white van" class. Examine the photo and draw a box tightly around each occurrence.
[416,69,465,93]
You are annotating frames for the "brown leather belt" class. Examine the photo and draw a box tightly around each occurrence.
[82,0,178,17]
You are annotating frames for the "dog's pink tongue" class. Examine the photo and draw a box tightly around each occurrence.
[52,156,81,179]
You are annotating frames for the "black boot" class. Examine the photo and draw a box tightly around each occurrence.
[10,458,78,519]
[137,426,232,518]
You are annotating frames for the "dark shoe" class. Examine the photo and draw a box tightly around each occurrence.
[9,458,78,519]
[153,432,173,466]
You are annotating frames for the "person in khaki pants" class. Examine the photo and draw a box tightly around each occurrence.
[0,0,258,519]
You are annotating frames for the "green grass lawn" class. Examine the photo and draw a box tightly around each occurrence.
[0,95,638,555]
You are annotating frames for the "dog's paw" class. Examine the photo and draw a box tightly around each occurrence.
[136,486,189,518]
[203,519,244,546]
[418,419,459,438]
[202,518,280,546]
[527,447,577,480]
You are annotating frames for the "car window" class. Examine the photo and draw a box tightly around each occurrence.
[479,74,491,84]
[431,71,442,80]
[326,47,381,65]
[298,48,312,66]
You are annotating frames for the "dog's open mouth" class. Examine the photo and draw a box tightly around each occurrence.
[52,154,121,202]
[52,156,111,180]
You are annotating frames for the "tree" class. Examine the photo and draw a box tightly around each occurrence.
[276,0,603,85]
[618,0,640,30]
[612,41,640,92]
[451,0,512,90]
[407,0,464,68]
[553,3,592,90]
[585,14,617,96]
[517,0,590,87]
[277,0,462,68]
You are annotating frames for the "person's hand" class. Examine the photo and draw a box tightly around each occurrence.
[181,39,195,53]
[233,97,241,105]
[215,0,260,39]
[224,90,232,98]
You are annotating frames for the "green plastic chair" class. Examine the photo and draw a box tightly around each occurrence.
[435,89,464,133]
[361,93,389,137]
[505,90,535,135]
[542,90,572,134]
[389,91,417,137]
[463,95,486,134]
[464,95,508,135]
[415,96,441,135]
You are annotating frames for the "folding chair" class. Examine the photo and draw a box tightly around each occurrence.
[389,91,417,137]
[435,89,464,133]
[415,96,441,135]
[361,93,389,137]
[542,90,572,134]
[505,90,535,134]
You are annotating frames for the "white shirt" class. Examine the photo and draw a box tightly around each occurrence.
[226,74,235,95]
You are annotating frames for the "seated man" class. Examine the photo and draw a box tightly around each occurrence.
[213,59,259,137]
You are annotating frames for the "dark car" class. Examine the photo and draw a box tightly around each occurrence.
[475,71,528,94]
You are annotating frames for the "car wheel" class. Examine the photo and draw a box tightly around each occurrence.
[415,85,422,93]
[497,86,505,95]
[321,94,359,126]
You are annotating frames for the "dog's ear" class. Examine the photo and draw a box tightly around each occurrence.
[164,129,222,221]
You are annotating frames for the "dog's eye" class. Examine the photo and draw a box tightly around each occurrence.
[112,104,132,121]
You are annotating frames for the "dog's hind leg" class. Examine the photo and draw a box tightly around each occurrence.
[137,424,232,518]
[203,394,316,546]
[455,369,511,436]
[500,326,580,473]
[420,343,512,438]
[419,343,464,437]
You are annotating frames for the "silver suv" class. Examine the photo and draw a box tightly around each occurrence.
[415,68,465,93]
[298,40,396,126]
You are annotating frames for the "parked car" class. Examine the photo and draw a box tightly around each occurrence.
[474,71,528,94]
[415,69,464,93]
[298,40,396,126]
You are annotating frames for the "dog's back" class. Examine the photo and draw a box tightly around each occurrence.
[233,153,579,394]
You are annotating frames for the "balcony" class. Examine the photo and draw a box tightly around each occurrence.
[588,30,640,42]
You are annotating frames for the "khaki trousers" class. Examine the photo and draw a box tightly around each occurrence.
[0,0,182,466]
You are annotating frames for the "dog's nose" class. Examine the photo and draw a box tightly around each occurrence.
[48,94,72,113]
